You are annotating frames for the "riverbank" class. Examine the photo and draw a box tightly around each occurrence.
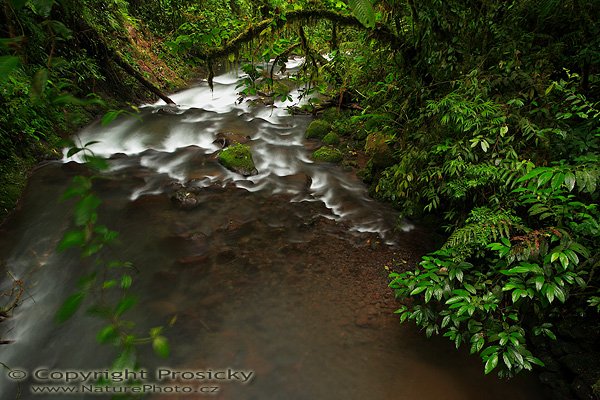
[0,5,198,222]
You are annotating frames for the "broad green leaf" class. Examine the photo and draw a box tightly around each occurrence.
[58,230,86,251]
[62,176,92,200]
[121,275,133,289]
[564,172,576,191]
[113,347,136,370]
[503,352,512,369]
[516,167,549,183]
[533,276,544,291]
[103,280,117,289]
[511,290,521,303]
[480,140,489,152]
[29,0,54,17]
[150,326,163,338]
[115,295,137,316]
[82,154,109,171]
[528,356,545,367]
[484,353,499,374]
[537,171,554,187]
[546,284,555,303]
[558,253,569,270]
[74,194,101,226]
[97,325,118,343]
[551,172,565,191]
[554,286,566,303]
[410,286,427,295]
[153,336,170,358]
[470,336,484,354]
[101,110,123,126]
[56,292,85,322]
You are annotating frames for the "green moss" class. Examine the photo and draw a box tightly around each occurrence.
[322,132,340,145]
[321,107,342,123]
[365,132,394,168]
[305,120,331,139]
[218,144,258,176]
[313,146,343,163]
[0,156,35,220]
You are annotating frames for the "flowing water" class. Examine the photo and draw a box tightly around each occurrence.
[0,62,548,399]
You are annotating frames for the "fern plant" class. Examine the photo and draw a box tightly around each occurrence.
[348,0,376,28]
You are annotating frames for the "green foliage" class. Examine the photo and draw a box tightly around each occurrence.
[348,0,375,28]
[385,79,599,376]
[57,142,172,372]
[1,0,598,386]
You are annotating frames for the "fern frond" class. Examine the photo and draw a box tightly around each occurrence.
[443,207,524,254]
[348,0,376,29]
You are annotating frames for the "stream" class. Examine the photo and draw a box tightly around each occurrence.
[0,61,547,399]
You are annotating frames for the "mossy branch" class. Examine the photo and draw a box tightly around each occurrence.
[269,41,301,81]
[198,9,403,61]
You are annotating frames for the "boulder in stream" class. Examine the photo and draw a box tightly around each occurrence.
[313,146,343,163]
[305,120,331,139]
[322,131,340,145]
[218,143,258,176]
[365,132,394,168]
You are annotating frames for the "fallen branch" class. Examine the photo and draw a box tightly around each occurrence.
[110,51,176,105]
[70,18,176,105]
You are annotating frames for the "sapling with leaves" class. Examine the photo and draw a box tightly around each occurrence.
[56,141,172,387]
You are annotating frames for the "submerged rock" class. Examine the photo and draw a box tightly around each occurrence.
[218,143,258,176]
[213,131,252,148]
[171,189,201,210]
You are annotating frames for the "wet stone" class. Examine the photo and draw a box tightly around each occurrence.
[214,131,252,148]
[171,189,201,210]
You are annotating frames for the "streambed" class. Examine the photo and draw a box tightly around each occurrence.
[0,63,547,399]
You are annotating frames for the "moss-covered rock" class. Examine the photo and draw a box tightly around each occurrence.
[218,144,258,176]
[365,132,394,168]
[305,120,331,139]
[313,146,343,163]
[320,107,342,123]
[322,132,340,145]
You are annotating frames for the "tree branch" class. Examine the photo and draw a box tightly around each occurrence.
[197,9,403,61]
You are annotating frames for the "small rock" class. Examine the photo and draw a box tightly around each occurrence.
[171,189,201,210]
[213,131,252,148]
